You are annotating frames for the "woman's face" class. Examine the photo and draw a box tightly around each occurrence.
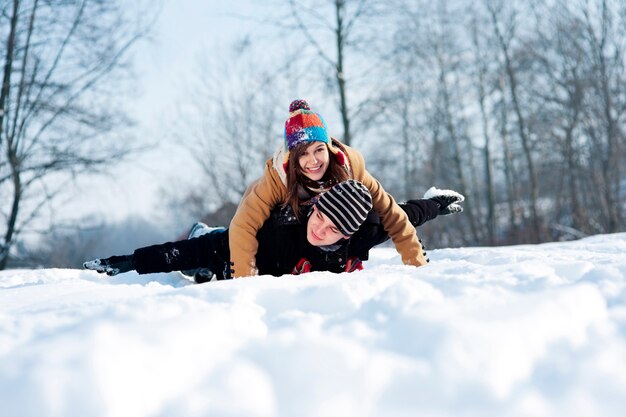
[298,142,329,181]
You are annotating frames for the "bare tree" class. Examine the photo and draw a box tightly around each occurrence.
[366,11,432,201]
[580,0,625,232]
[383,0,484,245]
[524,0,591,236]
[281,0,390,146]
[523,0,625,237]
[485,0,543,242]
[164,41,285,226]
[470,8,497,244]
[373,0,625,246]
[0,0,155,269]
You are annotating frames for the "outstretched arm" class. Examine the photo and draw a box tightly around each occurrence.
[347,188,465,260]
[347,147,427,267]
[404,187,465,227]
[84,229,230,278]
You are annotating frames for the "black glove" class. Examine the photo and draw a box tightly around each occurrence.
[84,255,134,276]
[429,195,464,215]
[424,187,465,215]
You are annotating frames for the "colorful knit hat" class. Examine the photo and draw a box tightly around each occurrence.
[284,99,330,151]
[315,180,373,237]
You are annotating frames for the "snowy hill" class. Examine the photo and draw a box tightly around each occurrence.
[1,234,625,417]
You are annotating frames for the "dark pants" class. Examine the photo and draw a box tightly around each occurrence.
[133,229,231,277]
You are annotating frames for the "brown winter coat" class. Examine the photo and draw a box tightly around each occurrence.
[228,140,427,277]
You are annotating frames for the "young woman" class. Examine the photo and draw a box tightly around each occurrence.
[84,180,464,281]
[229,99,430,278]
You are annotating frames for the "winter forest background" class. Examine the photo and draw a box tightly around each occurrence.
[1,0,625,270]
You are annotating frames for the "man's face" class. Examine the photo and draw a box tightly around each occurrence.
[306,206,349,246]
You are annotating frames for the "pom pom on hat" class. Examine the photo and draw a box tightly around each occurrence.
[289,99,311,113]
[284,99,329,151]
[315,180,373,237]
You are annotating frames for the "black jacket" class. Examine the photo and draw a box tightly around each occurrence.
[131,199,439,279]
[255,205,350,275]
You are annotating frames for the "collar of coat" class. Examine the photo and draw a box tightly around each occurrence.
[271,137,352,186]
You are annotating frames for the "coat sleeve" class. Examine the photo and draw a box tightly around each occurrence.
[348,147,428,267]
[228,160,286,277]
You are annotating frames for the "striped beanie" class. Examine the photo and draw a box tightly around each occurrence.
[315,180,373,237]
[284,99,329,151]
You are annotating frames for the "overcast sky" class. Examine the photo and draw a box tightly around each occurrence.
[69,0,266,227]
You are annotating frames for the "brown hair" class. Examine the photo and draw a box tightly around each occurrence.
[285,141,351,221]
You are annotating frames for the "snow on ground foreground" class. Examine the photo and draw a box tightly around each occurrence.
[1,233,626,417]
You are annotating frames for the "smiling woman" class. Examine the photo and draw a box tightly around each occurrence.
[298,143,330,181]
[227,99,429,278]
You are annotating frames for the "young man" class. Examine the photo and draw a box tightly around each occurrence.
[84,180,463,281]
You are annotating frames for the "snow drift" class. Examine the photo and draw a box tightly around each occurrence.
[1,233,626,417]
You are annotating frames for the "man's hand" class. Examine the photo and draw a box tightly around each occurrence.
[292,258,312,275]
[423,187,465,215]
[84,255,134,276]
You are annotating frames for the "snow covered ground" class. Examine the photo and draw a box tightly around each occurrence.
[1,233,625,417]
